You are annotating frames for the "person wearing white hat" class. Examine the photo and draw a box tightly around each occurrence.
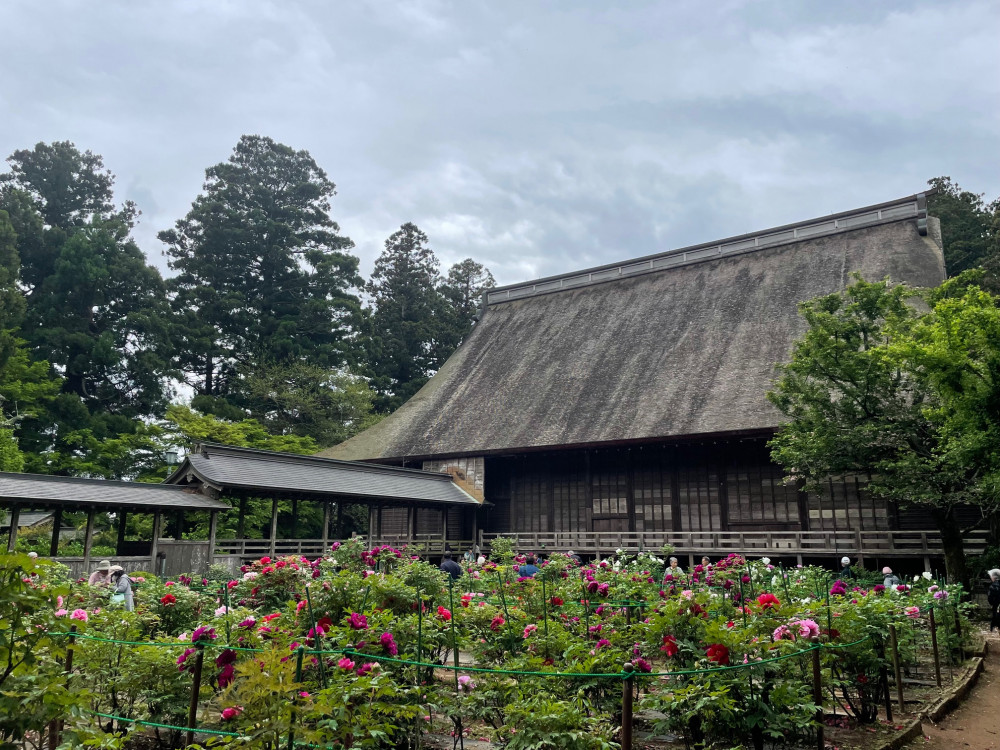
[882,566,901,588]
[109,565,134,611]
[838,556,854,580]
[88,560,113,586]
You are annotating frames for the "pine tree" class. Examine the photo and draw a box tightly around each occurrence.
[439,258,495,354]
[365,223,448,412]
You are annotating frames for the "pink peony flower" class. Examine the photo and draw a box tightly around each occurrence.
[458,674,476,691]
[347,612,368,630]
[220,706,242,721]
[337,657,356,670]
[70,609,88,622]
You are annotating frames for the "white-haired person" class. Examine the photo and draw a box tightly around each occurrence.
[988,569,1000,633]
[838,556,855,580]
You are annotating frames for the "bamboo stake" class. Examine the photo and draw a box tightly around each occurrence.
[186,646,205,746]
[888,624,905,713]
[929,608,942,688]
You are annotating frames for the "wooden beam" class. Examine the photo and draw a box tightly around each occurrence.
[49,507,62,556]
[116,510,128,555]
[321,502,330,547]
[269,498,279,556]
[81,510,96,571]
[236,497,247,539]
[407,505,415,543]
[6,504,19,552]
[150,512,162,573]
[207,511,219,567]
[335,501,343,538]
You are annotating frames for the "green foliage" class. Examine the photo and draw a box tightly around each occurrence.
[503,696,620,750]
[438,257,496,351]
[230,360,378,448]
[768,274,1000,585]
[159,134,362,399]
[0,553,87,744]
[164,404,318,455]
[927,176,1000,285]
[364,222,449,412]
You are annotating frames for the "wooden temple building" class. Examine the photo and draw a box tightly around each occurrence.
[321,191,985,569]
[0,191,985,574]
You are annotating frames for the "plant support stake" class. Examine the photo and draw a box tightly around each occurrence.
[622,662,634,750]
[186,645,206,747]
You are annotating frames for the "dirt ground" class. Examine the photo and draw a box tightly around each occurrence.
[908,630,1000,750]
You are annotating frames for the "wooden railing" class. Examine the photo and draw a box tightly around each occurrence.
[55,556,154,579]
[215,538,329,559]
[476,529,988,561]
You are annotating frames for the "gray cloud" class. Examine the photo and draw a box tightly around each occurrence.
[1,0,997,285]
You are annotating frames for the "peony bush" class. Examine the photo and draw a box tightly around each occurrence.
[0,545,975,750]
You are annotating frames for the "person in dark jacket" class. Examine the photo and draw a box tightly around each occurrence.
[988,569,1000,632]
[440,552,463,580]
[838,556,855,580]
[517,554,540,578]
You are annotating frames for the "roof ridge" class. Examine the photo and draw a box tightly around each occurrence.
[192,443,455,480]
[487,192,930,305]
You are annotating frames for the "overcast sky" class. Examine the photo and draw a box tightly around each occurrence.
[2,0,998,286]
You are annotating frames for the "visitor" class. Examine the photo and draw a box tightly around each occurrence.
[439,552,463,580]
[662,557,683,586]
[700,556,712,569]
[88,560,113,587]
[567,550,583,566]
[838,556,855,580]
[476,548,486,565]
[882,567,901,588]
[517,554,540,578]
[110,566,134,612]
[988,569,1000,632]
[27,551,38,559]
[463,548,475,564]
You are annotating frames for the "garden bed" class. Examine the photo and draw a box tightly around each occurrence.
[1,542,980,750]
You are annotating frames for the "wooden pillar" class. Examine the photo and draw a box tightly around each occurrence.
[441,507,448,550]
[407,505,416,544]
[368,505,377,541]
[377,505,383,537]
[50,507,63,556]
[174,510,184,541]
[290,497,299,538]
[149,512,162,571]
[268,498,279,556]
[335,501,344,538]
[6,504,19,552]
[321,502,330,546]
[207,511,219,567]
[81,510,96,571]
[236,497,247,539]
[115,510,128,555]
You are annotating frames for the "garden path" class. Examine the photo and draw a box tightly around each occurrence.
[909,630,1000,750]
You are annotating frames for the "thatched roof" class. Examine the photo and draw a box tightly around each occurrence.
[321,193,945,462]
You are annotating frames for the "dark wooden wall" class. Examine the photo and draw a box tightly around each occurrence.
[484,437,890,535]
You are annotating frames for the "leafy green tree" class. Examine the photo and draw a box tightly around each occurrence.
[439,257,495,353]
[0,210,25,370]
[164,404,318,455]
[233,360,379,447]
[365,222,448,412]
[1,142,173,476]
[0,141,115,228]
[159,135,362,400]
[927,176,1000,285]
[769,275,1000,586]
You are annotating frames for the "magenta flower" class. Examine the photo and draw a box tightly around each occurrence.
[220,706,242,721]
[380,632,398,656]
[217,663,235,688]
[337,657,356,670]
[347,612,368,630]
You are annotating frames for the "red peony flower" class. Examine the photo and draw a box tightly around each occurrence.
[437,606,452,621]
[706,643,730,665]
[756,593,780,610]
[160,594,176,606]
[660,635,679,657]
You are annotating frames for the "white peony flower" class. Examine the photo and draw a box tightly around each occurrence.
[922,571,933,580]
[761,557,771,566]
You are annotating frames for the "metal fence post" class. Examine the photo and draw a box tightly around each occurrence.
[888,624,905,713]
[186,645,206,746]
[928,608,942,688]
[622,663,634,749]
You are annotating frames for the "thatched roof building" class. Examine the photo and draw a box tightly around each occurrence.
[322,193,944,463]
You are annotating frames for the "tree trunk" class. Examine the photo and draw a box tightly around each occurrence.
[932,507,970,590]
